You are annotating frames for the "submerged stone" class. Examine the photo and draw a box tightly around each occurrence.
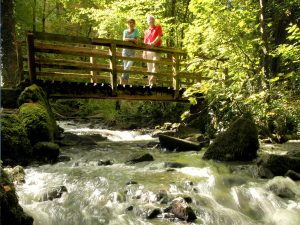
[125,153,154,164]
[38,186,68,201]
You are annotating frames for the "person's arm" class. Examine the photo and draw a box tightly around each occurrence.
[124,29,139,43]
[150,35,161,46]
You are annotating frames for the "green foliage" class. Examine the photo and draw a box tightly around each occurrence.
[12,0,300,139]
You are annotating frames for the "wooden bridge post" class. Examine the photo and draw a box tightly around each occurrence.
[90,56,97,83]
[16,42,24,82]
[26,33,36,83]
[109,43,117,96]
[172,53,180,98]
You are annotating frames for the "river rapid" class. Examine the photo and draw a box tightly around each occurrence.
[16,121,300,225]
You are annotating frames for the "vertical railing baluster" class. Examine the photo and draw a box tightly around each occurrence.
[27,32,36,83]
[172,53,179,98]
[90,56,97,84]
[109,43,117,96]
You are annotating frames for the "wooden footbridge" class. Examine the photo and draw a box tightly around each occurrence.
[17,32,202,102]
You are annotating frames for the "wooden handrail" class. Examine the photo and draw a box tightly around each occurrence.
[20,31,201,100]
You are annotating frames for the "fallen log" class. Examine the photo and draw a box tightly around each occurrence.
[158,134,201,151]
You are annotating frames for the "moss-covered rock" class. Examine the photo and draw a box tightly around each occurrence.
[0,114,32,166]
[203,117,259,161]
[33,142,60,164]
[19,103,55,144]
[18,84,60,141]
[0,169,34,225]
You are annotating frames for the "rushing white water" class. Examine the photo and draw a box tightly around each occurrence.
[16,122,300,225]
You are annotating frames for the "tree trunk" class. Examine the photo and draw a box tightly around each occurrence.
[33,0,36,32]
[1,0,18,87]
[259,0,271,90]
[169,0,176,47]
[42,0,47,32]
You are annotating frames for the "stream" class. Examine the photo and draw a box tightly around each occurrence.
[16,121,300,225]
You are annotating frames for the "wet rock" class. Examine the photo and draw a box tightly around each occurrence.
[126,180,138,185]
[156,190,168,204]
[265,177,298,199]
[203,117,259,161]
[152,129,176,138]
[58,155,71,162]
[0,169,34,225]
[229,164,259,178]
[82,134,107,142]
[164,197,197,221]
[257,154,300,179]
[222,175,248,187]
[126,206,134,211]
[146,208,162,219]
[159,134,201,152]
[126,153,154,164]
[38,185,68,201]
[285,170,300,181]
[33,142,60,163]
[3,165,26,184]
[98,160,113,166]
[164,162,187,168]
[57,132,97,146]
[183,196,193,204]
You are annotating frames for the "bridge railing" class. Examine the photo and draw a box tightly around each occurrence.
[18,32,201,97]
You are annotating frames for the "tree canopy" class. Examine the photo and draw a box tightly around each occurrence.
[2,0,300,141]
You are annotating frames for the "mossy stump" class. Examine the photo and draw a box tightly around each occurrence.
[18,84,60,145]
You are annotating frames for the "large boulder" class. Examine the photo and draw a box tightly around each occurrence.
[257,154,300,179]
[18,84,60,144]
[203,117,259,161]
[0,169,34,225]
[1,114,32,166]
